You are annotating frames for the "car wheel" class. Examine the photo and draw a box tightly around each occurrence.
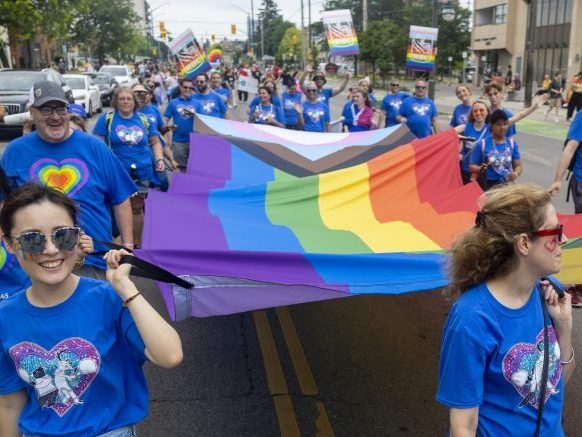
[96,99,103,113]
[88,101,93,117]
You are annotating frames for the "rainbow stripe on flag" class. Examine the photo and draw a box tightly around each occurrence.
[168,29,211,79]
[321,10,360,56]
[138,115,582,319]
[406,25,438,72]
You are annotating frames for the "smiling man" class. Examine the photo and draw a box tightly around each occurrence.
[0,80,137,279]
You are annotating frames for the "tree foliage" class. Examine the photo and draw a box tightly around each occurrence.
[276,27,302,65]
[255,0,294,58]
[359,20,407,78]
[0,0,75,41]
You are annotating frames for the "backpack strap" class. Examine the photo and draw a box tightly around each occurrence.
[105,111,114,148]
[137,113,150,131]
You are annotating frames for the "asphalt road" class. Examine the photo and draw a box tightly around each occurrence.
[2,91,580,436]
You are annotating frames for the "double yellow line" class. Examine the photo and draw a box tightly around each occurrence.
[253,307,334,436]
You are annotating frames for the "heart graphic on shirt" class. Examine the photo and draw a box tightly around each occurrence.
[9,337,101,417]
[29,158,90,197]
[115,124,144,145]
[0,246,6,270]
[502,327,562,409]
[176,104,196,118]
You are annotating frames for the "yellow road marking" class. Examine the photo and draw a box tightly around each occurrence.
[273,395,301,436]
[276,307,319,396]
[315,402,335,437]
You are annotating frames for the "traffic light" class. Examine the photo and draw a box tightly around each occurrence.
[159,21,165,32]
[231,24,236,35]
[211,34,216,41]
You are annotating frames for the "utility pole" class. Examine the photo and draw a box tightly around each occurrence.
[363,0,368,30]
[428,0,438,100]
[250,0,255,57]
[260,19,265,59]
[300,0,306,68]
[308,0,312,52]
[523,0,537,107]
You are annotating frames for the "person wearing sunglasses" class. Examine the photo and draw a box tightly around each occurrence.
[396,79,440,138]
[456,101,491,184]
[192,73,227,120]
[299,64,350,107]
[380,81,409,128]
[0,183,182,437]
[1,80,137,280]
[301,81,330,133]
[450,85,473,128]
[163,78,201,172]
[437,183,573,437]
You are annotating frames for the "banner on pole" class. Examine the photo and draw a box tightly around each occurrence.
[321,9,360,56]
[406,26,439,72]
[168,29,211,79]
[237,76,258,93]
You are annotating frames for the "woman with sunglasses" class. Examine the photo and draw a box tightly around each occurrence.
[457,100,490,184]
[341,87,376,133]
[248,86,286,128]
[301,81,330,133]
[0,183,182,437]
[437,183,573,436]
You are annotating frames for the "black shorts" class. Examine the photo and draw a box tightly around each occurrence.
[570,177,582,213]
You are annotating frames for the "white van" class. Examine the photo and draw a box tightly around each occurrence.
[98,65,134,86]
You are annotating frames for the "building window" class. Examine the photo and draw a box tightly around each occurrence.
[493,4,507,24]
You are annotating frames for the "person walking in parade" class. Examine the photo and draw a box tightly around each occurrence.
[192,73,227,119]
[1,80,136,280]
[0,183,183,437]
[248,86,285,128]
[469,110,522,191]
[380,81,409,128]
[210,70,231,108]
[458,100,490,184]
[164,78,201,172]
[299,64,350,107]
[281,81,303,130]
[396,79,439,138]
[437,183,573,436]
[341,87,376,133]
[451,85,473,127]
[566,72,582,122]
[301,82,330,133]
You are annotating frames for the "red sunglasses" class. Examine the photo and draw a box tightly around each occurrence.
[531,224,563,241]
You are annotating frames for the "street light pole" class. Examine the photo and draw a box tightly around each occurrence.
[300,0,306,68]
[428,0,438,100]
[523,0,537,107]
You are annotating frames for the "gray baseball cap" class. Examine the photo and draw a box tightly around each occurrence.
[31,80,68,107]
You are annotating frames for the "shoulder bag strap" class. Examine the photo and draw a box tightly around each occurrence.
[535,284,550,437]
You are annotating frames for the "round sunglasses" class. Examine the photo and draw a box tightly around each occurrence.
[12,226,81,255]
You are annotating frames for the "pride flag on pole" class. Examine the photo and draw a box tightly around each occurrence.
[321,10,360,56]
[406,25,438,72]
[168,29,211,79]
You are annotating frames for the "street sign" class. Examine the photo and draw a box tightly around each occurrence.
[441,6,455,21]
[462,51,468,59]
[447,56,453,62]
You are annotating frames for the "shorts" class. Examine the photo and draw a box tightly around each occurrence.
[549,97,561,108]
[25,425,136,437]
[172,141,190,170]
[570,177,582,214]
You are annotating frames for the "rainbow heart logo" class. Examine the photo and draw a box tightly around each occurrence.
[29,158,89,197]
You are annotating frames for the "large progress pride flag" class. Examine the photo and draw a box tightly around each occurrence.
[138,115,582,319]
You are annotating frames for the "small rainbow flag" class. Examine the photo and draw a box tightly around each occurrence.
[168,29,211,79]
[406,25,438,72]
[321,10,360,56]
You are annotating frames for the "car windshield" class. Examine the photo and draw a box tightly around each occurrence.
[0,72,44,91]
[64,77,86,89]
[101,68,127,76]
[93,75,109,84]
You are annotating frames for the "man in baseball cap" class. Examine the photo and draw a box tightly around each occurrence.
[30,80,68,108]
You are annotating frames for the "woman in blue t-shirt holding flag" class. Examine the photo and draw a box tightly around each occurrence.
[0,184,182,437]
[436,184,573,436]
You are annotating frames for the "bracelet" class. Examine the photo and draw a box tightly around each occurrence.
[122,292,141,307]
[560,346,575,365]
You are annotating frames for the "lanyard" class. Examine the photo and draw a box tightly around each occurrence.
[350,103,364,126]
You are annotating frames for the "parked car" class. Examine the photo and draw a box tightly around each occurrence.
[0,69,74,139]
[84,72,117,106]
[98,64,134,87]
[63,74,102,116]
[458,67,475,83]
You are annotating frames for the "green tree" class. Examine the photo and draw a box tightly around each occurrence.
[255,0,293,58]
[359,20,407,81]
[276,27,302,65]
[0,0,75,41]
[70,0,142,62]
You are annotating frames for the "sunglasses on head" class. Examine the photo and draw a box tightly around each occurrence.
[531,224,563,242]
[12,226,81,255]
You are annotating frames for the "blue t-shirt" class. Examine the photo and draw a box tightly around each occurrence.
[398,96,438,138]
[302,101,330,133]
[450,103,472,127]
[0,277,148,437]
[567,110,582,181]
[316,88,333,106]
[93,112,157,182]
[138,104,165,143]
[192,90,227,119]
[164,96,200,142]
[281,92,303,125]
[341,101,374,132]
[460,122,490,172]
[499,107,517,137]
[249,94,283,115]
[0,241,30,301]
[381,92,409,127]
[470,136,521,181]
[213,86,231,105]
[437,282,564,436]
[1,131,137,268]
[250,103,286,126]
